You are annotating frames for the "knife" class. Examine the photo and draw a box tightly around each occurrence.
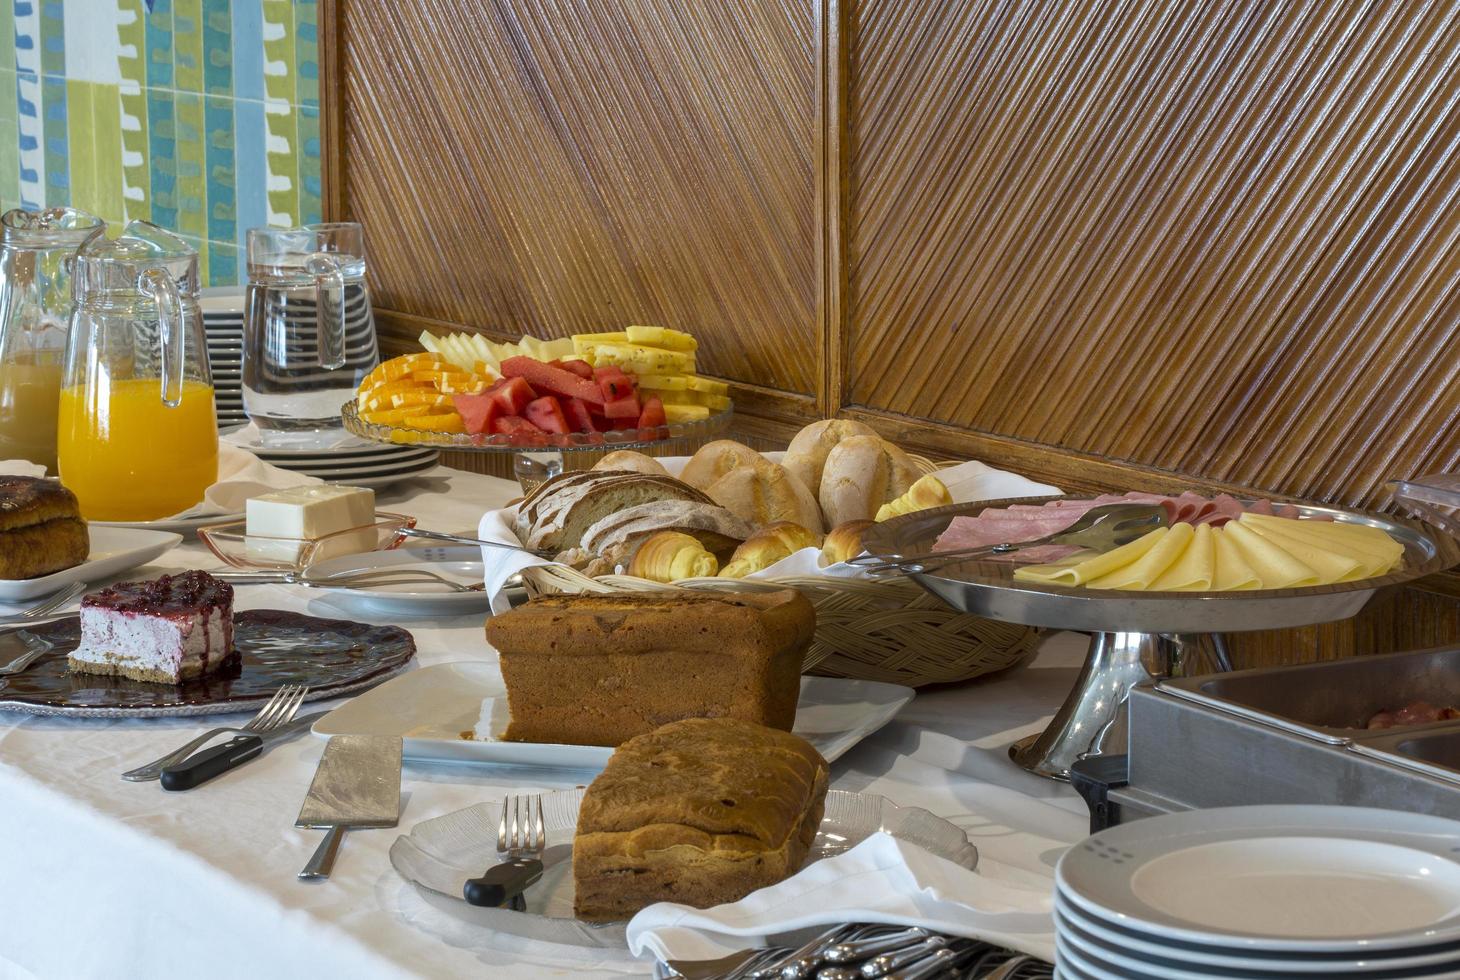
[462,857,545,907]
[157,712,330,792]
[295,735,401,880]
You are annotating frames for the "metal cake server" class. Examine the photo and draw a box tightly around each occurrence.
[296,735,401,880]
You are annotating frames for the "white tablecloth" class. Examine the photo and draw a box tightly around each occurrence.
[0,466,1087,980]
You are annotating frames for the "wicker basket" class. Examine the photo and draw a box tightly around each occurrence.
[519,563,1042,688]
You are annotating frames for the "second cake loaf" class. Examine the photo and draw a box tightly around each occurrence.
[485,589,815,746]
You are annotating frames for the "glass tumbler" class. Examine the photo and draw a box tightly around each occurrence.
[243,223,380,448]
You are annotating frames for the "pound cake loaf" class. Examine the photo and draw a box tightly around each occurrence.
[0,476,89,579]
[573,717,829,921]
[486,589,815,746]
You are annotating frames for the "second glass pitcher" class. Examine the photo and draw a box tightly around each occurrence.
[0,207,105,472]
[59,221,217,521]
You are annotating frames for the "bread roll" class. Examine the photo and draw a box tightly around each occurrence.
[0,477,89,579]
[592,451,669,477]
[820,519,874,565]
[628,531,719,581]
[818,436,920,526]
[706,462,823,533]
[875,474,952,521]
[782,419,878,499]
[678,440,765,491]
[719,521,821,578]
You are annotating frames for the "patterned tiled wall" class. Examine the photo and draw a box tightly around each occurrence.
[0,0,322,285]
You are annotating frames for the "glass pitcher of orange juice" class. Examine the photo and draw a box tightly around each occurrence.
[59,222,217,521]
[0,207,105,472]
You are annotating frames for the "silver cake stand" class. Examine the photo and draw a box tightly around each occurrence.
[862,498,1460,780]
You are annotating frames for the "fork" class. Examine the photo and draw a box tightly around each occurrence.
[214,569,484,593]
[0,582,87,626]
[121,685,309,781]
[0,630,54,676]
[462,794,545,907]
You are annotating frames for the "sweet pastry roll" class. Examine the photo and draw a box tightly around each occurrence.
[874,474,952,521]
[628,530,719,581]
[719,521,821,578]
[0,476,89,580]
[820,519,875,566]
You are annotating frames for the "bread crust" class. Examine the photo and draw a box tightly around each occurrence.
[782,419,879,500]
[591,450,670,477]
[573,717,830,922]
[513,471,712,553]
[678,440,765,491]
[0,477,82,532]
[705,462,824,533]
[817,436,920,526]
[0,516,89,579]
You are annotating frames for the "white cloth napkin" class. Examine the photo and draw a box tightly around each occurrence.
[166,444,322,519]
[477,456,1061,609]
[0,459,47,477]
[625,833,1056,972]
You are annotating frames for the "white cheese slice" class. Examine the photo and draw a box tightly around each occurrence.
[246,485,376,540]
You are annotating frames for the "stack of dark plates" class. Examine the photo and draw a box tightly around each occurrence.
[202,288,247,430]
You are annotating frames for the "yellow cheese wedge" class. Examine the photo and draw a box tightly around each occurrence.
[1212,527,1263,591]
[1240,520,1368,582]
[1014,527,1170,586]
[1149,523,1216,591]
[1223,521,1320,588]
[1087,522,1196,590]
[1239,514,1403,574]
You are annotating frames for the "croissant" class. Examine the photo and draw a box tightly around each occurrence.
[719,521,821,579]
[874,474,951,522]
[820,519,875,565]
[627,530,719,582]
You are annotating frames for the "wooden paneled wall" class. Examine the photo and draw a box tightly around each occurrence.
[320,0,1460,652]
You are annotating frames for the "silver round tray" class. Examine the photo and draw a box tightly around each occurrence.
[862,497,1459,635]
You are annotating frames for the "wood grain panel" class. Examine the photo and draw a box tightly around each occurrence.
[335,0,817,394]
[848,0,1460,508]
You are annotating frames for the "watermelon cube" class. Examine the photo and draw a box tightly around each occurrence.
[637,395,666,429]
[599,374,635,401]
[563,397,597,433]
[452,393,500,435]
[558,358,595,381]
[593,365,629,383]
[602,391,641,419]
[523,395,570,434]
[492,415,547,443]
[491,376,536,416]
[500,356,604,405]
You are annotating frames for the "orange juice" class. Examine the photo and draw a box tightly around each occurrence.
[58,378,218,521]
[0,352,63,472]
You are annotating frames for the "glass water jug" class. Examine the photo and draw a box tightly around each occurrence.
[59,221,217,521]
[0,207,104,472]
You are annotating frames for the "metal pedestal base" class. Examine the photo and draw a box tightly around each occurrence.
[1010,631,1229,780]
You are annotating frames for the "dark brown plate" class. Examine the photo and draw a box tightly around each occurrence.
[0,610,415,717]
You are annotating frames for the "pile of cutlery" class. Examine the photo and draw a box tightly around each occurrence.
[665,924,1051,980]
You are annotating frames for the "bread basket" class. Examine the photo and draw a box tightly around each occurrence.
[518,456,1042,688]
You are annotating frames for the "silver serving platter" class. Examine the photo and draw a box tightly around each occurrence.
[863,497,1459,635]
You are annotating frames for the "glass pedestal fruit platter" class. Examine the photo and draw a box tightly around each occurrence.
[862,497,1460,780]
[343,326,733,491]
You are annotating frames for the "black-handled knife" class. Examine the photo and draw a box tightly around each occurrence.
[160,734,263,791]
[463,858,544,907]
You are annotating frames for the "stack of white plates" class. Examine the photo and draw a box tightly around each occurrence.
[1054,805,1460,979]
[202,288,247,430]
[225,427,439,488]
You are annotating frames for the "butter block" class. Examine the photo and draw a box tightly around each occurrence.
[246,485,375,540]
[244,524,379,566]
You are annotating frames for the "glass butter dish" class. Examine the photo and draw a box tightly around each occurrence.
[198,512,417,572]
[1392,473,1460,540]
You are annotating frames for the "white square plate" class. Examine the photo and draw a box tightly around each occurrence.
[0,525,183,602]
[312,662,914,770]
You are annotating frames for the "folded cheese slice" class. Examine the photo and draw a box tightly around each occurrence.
[1240,513,1404,576]
[1149,523,1215,591]
[1087,522,1196,590]
[1223,520,1320,588]
[1239,519,1367,582]
[1013,526,1169,586]
[1212,526,1263,591]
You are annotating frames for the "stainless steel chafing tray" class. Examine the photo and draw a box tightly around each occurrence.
[1097,647,1460,825]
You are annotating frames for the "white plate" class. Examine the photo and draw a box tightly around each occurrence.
[313,661,915,770]
[92,512,246,535]
[301,545,492,615]
[1058,806,1460,954]
[1055,895,1460,973]
[0,526,183,602]
[317,466,439,489]
[388,786,973,948]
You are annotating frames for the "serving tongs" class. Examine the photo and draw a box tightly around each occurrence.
[850,502,1168,577]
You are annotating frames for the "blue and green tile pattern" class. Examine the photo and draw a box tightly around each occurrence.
[0,0,321,284]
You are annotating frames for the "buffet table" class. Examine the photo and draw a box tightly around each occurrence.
[0,464,1087,980]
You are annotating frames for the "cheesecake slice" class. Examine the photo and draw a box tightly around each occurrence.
[68,571,237,684]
